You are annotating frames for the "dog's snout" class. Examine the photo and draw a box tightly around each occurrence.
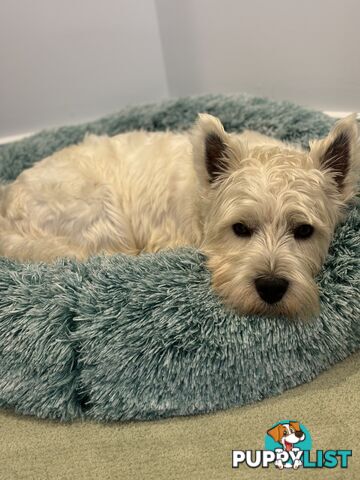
[295,430,304,439]
[255,276,289,304]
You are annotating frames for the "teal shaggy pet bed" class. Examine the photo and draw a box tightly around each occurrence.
[0,94,359,421]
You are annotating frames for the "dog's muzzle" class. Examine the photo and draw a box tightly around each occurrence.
[255,276,289,304]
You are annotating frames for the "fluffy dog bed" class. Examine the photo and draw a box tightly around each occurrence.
[0,94,359,421]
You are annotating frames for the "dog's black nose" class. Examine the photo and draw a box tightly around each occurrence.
[255,277,289,304]
[295,430,304,439]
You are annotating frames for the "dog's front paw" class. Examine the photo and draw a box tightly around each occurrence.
[293,459,303,469]
[275,459,284,469]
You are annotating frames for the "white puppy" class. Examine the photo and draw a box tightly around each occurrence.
[0,114,359,319]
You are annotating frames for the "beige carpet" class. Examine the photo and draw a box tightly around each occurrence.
[1,352,359,480]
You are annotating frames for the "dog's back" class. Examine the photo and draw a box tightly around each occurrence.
[0,130,203,261]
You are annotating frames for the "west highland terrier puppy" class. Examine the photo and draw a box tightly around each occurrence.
[0,114,359,319]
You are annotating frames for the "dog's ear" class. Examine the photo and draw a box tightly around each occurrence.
[267,424,285,443]
[191,114,241,186]
[289,421,301,432]
[310,114,360,202]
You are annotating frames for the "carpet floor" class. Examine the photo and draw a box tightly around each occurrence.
[1,351,359,480]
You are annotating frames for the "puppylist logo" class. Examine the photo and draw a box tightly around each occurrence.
[232,420,352,470]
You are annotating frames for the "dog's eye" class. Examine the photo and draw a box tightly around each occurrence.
[293,224,314,240]
[232,223,252,237]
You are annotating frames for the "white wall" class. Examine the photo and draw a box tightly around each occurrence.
[1,0,359,138]
[156,0,360,112]
[0,0,168,136]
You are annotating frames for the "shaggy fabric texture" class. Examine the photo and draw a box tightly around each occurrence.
[2,353,360,480]
[0,94,358,421]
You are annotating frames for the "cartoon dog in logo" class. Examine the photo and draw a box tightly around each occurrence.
[267,421,306,469]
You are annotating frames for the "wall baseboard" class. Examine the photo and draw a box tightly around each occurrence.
[0,131,34,145]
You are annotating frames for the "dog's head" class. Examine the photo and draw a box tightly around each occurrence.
[267,422,305,451]
[192,114,359,319]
